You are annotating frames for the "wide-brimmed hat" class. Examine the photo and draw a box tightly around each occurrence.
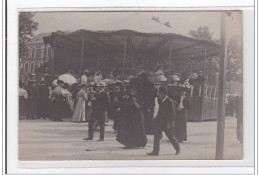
[123,80,130,85]
[57,80,64,85]
[96,81,107,87]
[89,82,95,86]
[80,84,87,88]
[40,80,47,84]
[84,69,91,73]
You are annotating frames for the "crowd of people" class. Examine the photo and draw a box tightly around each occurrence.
[225,94,243,143]
[19,68,243,156]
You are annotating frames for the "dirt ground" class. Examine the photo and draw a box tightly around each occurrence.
[19,117,242,160]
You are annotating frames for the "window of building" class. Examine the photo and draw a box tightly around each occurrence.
[35,46,42,58]
[36,48,42,58]
[31,63,34,73]
[29,48,31,58]
[47,47,51,58]
[26,48,30,57]
[25,63,28,73]
[32,48,36,58]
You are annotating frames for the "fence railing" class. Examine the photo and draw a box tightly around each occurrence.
[203,84,218,99]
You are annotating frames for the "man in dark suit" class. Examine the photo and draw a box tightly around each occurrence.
[147,86,180,156]
[234,95,243,143]
[84,81,110,142]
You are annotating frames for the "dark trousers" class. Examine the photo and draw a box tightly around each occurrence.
[112,110,120,130]
[236,116,243,143]
[52,99,63,121]
[27,99,37,119]
[153,121,180,154]
[38,98,49,119]
[88,112,105,139]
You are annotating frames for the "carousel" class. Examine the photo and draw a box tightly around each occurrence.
[42,13,220,121]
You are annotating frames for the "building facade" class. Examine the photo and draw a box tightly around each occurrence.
[19,33,52,75]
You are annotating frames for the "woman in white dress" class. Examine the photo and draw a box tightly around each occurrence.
[19,81,28,119]
[72,84,88,122]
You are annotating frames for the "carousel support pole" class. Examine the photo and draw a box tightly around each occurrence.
[216,12,227,160]
[168,44,172,82]
[123,35,127,76]
[199,43,207,120]
[202,43,207,95]
[43,44,47,66]
[80,38,85,76]
[190,59,193,75]
[52,36,56,76]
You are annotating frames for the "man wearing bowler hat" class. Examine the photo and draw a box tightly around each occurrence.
[147,86,180,156]
[84,81,110,141]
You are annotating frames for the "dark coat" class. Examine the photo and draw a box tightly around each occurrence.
[92,91,110,114]
[109,91,123,110]
[157,97,177,124]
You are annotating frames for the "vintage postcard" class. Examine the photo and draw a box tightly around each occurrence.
[17,11,244,161]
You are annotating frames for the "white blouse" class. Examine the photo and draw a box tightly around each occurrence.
[19,88,28,99]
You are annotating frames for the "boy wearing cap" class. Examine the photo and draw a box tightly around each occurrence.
[147,86,180,156]
[84,81,110,141]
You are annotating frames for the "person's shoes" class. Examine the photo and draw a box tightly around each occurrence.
[175,150,180,155]
[83,137,93,141]
[123,146,132,149]
[147,151,159,156]
[97,139,104,142]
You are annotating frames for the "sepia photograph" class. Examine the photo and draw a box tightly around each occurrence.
[18,11,243,161]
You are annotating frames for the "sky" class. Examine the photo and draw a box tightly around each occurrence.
[32,11,242,40]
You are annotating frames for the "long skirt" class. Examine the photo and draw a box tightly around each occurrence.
[143,110,154,135]
[174,109,187,142]
[72,98,86,122]
[50,98,63,121]
[19,97,27,118]
[38,98,49,118]
[27,98,37,119]
[116,110,148,148]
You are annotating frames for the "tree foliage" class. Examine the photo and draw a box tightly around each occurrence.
[189,26,242,82]
[226,35,243,81]
[19,12,39,57]
[151,16,160,23]
[164,21,171,27]
[189,26,213,40]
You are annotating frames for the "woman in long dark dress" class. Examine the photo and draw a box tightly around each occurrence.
[109,83,123,131]
[116,81,148,148]
[174,89,190,142]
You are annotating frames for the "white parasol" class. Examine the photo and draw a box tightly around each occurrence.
[103,78,117,84]
[53,74,77,86]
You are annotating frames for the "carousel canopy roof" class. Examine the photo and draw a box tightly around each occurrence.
[43,13,220,61]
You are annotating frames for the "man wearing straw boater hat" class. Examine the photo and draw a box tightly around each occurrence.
[84,81,110,141]
[147,86,180,156]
